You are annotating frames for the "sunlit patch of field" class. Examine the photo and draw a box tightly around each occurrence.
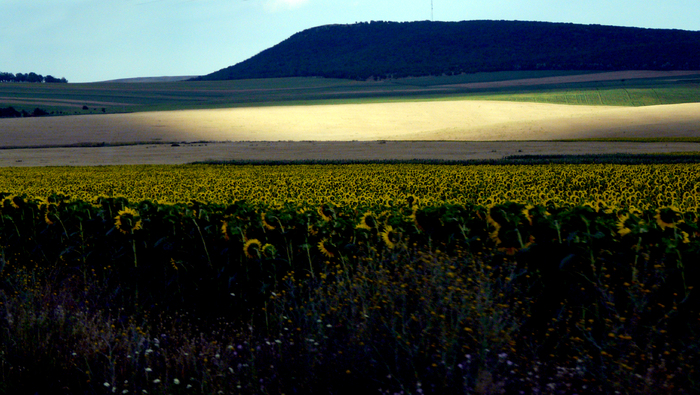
[2,100,700,149]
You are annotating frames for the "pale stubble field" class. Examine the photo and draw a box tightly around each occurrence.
[2,99,700,166]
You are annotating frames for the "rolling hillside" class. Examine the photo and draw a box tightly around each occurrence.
[194,20,700,81]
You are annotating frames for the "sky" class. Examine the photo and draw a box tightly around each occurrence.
[2,0,699,83]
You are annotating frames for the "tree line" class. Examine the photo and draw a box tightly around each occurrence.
[195,20,700,81]
[0,107,51,118]
[0,71,67,83]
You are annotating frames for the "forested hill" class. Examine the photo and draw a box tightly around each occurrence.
[194,20,700,81]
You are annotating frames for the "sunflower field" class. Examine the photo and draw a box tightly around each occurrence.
[1,163,699,394]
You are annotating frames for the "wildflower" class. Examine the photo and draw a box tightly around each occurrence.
[243,239,262,259]
[114,207,142,234]
[173,378,180,385]
[104,382,111,387]
[153,379,161,384]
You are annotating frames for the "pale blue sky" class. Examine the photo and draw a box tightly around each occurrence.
[2,0,698,83]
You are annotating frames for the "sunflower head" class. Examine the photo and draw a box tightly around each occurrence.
[221,220,231,240]
[261,212,276,231]
[114,207,142,234]
[655,206,684,230]
[616,214,632,237]
[380,225,397,249]
[262,243,277,258]
[486,209,502,244]
[317,204,335,222]
[318,238,335,258]
[43,202,59,225]
[356,212,376,231]
[681,231,690,244]
[243,239,262,259]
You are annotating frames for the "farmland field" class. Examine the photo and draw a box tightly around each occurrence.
[2,70,700,166]
[1,163,700,393]
[2,72,700,394]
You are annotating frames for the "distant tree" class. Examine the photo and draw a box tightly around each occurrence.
[0,72,14,82]
[27,72,43,83]
[0,107,21,118]
[31,108,50,117]
[0,71,67,83]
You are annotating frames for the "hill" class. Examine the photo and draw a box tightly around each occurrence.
[194,20,700,81]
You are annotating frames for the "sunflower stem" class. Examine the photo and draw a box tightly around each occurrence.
[131,238,138,268]
[192,217,212,269]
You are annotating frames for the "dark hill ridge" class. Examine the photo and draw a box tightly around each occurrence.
[195,20,700,81]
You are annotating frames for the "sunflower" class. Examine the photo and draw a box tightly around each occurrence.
[114,207,142,234]
[4,195,22,209]
[261,212,276,231]
[40,201,59,225]
[406,195,420,208]
[262,243,277,257]
[655,206,684,230]
[318,238,335,258]
[681,231,690,244]
[355,212,375,230]
[221,220,230,240]
[486,210,502,245]
[317,204,334,222]
[380,225,397,250]
[521,205,534,226]
[243,239,262,259]
[308,224,319,236]
[616,214,632,237]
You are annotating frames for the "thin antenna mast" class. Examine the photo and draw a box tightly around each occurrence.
[431,0,433,21]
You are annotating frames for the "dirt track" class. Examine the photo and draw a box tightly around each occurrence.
[2,141,699,167]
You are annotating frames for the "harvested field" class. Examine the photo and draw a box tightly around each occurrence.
[2,100,700,145]
[1,99,699,165]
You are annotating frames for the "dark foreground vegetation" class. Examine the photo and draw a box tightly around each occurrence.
[1,194,698,394]
[196,20,700,81]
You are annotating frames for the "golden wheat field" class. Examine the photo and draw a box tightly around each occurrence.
[2,101,700,148]
[2,98,700,166]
